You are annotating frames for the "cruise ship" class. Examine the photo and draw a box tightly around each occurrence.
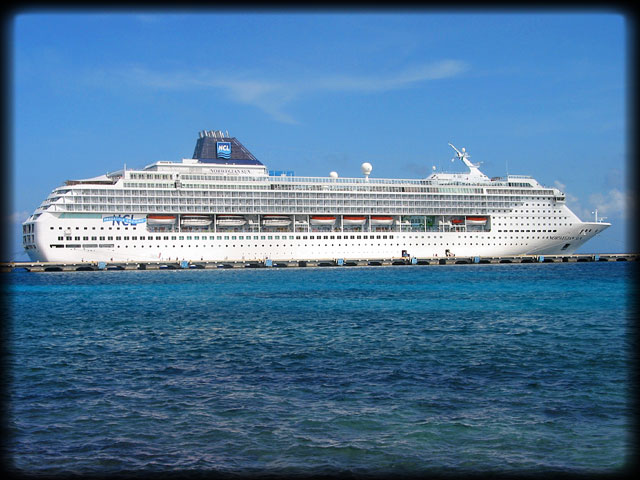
[22,130,609,263]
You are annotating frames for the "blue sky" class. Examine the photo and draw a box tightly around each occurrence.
[7,10,631,259]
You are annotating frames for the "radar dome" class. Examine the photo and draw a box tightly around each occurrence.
[329,171,338,179]
[361,162,373,176]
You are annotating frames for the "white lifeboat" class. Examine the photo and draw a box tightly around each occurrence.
[370,216,394,226]
[466,216,487,225]
[147,214,177,225]
[343,216,367,226]
[216,214,247,227]
[310,216,336,226]
[181,215,213,227]
[261,215,292,227]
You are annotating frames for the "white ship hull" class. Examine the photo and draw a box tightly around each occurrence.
[22,131,610,262]
[24,212,606,263]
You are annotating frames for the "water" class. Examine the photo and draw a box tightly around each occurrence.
[6,263,634,476]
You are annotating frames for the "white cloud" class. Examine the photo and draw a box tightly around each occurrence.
[91,60,468,124]
[554,180,632,222]
[312,60,468,93]
[554,180,581,206]
[589,188,632,220]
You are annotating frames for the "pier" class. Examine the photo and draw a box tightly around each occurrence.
[1,253,637,273]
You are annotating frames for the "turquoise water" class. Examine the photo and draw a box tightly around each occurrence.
[6,263,634,475]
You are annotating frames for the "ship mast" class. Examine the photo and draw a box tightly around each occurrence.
[448,143,488,179]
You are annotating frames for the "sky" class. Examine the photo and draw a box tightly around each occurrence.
[6,9,632,260]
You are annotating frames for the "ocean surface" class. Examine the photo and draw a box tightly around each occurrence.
[6,262,634,476]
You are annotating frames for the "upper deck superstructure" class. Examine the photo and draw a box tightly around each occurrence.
[22,130,610,262]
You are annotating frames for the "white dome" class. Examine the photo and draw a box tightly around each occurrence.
[361,162,373,176]
[329,171,338,179]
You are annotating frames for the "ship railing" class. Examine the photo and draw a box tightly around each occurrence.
[268,175,429,185]
[266,175,513,188]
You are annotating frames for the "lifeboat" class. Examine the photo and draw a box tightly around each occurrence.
[451,218,465,225]
[216,214,247,227]
[181,215,213,227]
[310,216,336,226]
[342,216,367,226]
[147,214,177,225]
[262,215,292,227]
[370,216,394,226]
[466,216,487,225]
